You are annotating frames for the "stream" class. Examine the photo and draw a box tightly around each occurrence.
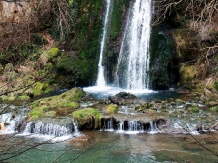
[2,131,218,163]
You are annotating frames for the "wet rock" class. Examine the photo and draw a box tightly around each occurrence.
[115,92,137,99]
[196,124,203,133]
[108,96,119,105]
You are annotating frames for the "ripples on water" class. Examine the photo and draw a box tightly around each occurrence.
[4,131,218,163]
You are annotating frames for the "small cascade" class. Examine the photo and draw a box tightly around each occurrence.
[105,118,114,131]
[148,121,159,134]
[96,0,112,87]
[21,122,32,135]
[20,121,74,138]
[127,121,144,134]
[72,119,80,136]
[33,122,71,137]
[115,0,152,90]
[117,121,124,133]
[0,110,27,134]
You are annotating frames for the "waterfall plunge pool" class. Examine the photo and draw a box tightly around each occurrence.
[83,86,184,100]
[3,131,218,163]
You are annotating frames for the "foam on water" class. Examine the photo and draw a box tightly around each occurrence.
[83,86,155,98]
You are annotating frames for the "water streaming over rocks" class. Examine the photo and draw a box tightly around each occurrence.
[115,0,152,90]
[96,0,112,87]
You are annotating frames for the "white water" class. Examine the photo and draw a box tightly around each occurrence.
[0,110,27,134]
[96,0,112,87]
[117,121,125,133]
[104,118,114,131]
[72,119,80,136]
[115,0,152,90]
[126,121,144,134]
[148,121,159,134]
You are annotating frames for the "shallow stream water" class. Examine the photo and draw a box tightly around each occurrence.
[3,131,218,163]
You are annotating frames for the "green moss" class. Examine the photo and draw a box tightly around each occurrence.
[188,107,199,113]
[179,64,195,82]
[33,82,52,96]
[106,104,118,113]
[29,88,84,119]
[210,106,218,112]
[0,64,3,74]
[28,107,47,120]
[72,108,100,120]
[64,102,78,107]
[47,48,61,59]
[214,81,218,92]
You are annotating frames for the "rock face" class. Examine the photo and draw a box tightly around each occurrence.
[0,0,51,27]
[0,0,52,49]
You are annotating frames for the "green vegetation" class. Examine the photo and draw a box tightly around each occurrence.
[188,107,199,113]
[214,81,218,92]
[210,106,218,112]
[106,104,118,114]
[29,88,85,120]
[72,108,100,120]
[33,82,52,96]
[72,107,101,129]
[47,48,61,59]
[179,64,195,83]
[28,106,49,120]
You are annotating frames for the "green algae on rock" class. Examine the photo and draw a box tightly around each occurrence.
[72,108,101,129]
[28,87,85,120]
[106,104,118,114]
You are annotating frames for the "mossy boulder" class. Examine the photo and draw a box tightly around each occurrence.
[33,82,52,96]
[29,87,85,120]
[72,108,101,129]
[106,104,118,114]
[47,47,60,59]
[40,47,61,65]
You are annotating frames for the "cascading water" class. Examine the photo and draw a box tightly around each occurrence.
[102,118,114,131]
[127,121,144,133]
[72,119,80,136]
[0,107,28,134]
[148,121,159,134]
[115,0,152,90]
[96,0,112,87]
[117,121,124,133]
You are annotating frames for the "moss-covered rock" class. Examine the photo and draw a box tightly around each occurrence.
[188,107,199,113]
[40,47,61,65]
[106,104,118,114]
[72,107,101,129]
[33,82,52,96]
[29,87,85,120]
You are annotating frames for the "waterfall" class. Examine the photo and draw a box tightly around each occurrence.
[72,119,80,136]
[32,122,72,137]
[148,121,159,134]
[96,0,112,87]
[0,110,27,134]
[115,0,152,90]
[104,118,114,131]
